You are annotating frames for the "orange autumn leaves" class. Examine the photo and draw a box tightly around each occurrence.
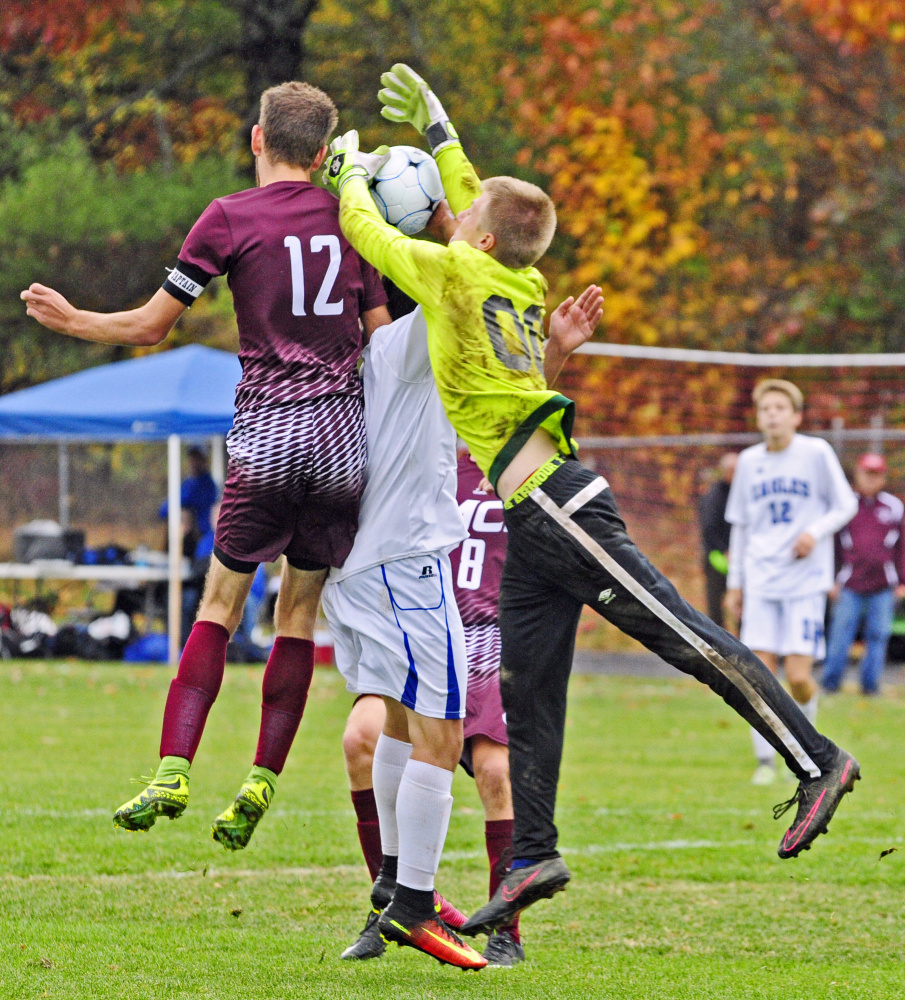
[504,1,905,442]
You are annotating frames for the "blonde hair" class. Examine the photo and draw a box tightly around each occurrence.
[258,82,338,169]
[752,378,804,413]
[480,176,557,269]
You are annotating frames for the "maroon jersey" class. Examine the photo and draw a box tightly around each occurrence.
[163,182,386,410]
[450,453,507,628]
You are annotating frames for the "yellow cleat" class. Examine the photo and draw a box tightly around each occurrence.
[210,778,273,850]
[113,775,189,832]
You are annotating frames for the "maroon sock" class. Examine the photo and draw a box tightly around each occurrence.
[351,788,383,881]
[486,817,520,942]
[253,637,315,774]
[159,621,229,761]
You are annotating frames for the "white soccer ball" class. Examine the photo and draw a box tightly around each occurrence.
[369,145,445,236]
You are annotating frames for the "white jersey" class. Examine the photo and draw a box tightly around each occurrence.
[330,307,466,582]
[725,434,857,598]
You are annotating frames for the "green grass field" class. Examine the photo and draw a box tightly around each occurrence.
[1,661,903,999]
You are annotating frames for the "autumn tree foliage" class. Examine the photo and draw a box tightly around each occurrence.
[507,0,905,504]
[3,0,905,405]
[0,1,322,389]
[511,1,905,358]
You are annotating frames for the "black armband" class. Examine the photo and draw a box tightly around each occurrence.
[162,259,214,306]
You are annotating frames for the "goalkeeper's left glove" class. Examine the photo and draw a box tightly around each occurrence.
[323,130,391,194]
[378,63,460,155]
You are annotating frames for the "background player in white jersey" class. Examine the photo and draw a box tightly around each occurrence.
[322,259,600,967]
[725,379,857,785]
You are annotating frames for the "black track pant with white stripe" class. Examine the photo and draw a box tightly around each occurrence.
[498,458,838,861]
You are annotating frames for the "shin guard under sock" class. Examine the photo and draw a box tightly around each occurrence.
[372,735,413,857]
[396,760,454,892]
[254,637,315,774]
[159,621,229,761]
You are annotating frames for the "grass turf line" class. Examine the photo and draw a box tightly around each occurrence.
[0,662,902,998]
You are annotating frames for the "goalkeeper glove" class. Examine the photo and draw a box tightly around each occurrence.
[378,63,460,155]
[323,130,391,194]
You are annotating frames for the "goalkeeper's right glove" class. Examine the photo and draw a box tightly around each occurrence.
[323,130,391,194]
[378,63,460,155]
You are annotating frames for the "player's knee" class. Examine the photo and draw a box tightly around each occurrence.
[342,718,379,770]
[788,679,813,703]
[477,757,510,800]
[473,742,511,806]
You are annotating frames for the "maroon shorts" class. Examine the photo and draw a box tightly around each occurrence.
[460,623,508,776]
[215,393,366,571]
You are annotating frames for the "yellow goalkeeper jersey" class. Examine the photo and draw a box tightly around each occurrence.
[338,144,575,488]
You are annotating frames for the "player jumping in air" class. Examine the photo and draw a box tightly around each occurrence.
[320,250,602,967]
[21,82,390,848]
[324,64,862,939]
[724,380,857,785]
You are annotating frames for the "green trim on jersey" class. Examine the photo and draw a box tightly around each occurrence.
[339,146,575,487]
[489,393,575,488]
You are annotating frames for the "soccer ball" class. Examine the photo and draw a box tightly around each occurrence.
[370,146,445,236]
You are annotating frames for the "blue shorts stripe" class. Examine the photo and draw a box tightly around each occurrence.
[438,559,461,719]
[381,564,418,709]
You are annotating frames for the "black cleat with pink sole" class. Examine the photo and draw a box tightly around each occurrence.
[775,748,861,859]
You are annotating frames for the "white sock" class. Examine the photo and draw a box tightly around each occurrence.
[800,694,818,725]
[751,727,776,767]
[371,734,412,857]
[396,760,454,892]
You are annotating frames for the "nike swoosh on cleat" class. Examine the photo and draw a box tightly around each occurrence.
[839,760,852,785]
[782,789,826,851]
[500,870,541,902]
[419,928,482,962]
[154,780,183,790]
[388,921,478,963]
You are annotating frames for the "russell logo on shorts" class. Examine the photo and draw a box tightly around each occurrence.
[419,565,435,580]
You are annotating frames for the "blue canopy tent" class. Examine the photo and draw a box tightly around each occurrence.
[0,345,241,663]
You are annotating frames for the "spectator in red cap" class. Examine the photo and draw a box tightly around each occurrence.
[822,453,905,695]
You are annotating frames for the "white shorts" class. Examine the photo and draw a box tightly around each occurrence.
[741,592,827,659]
[322,552,467,719]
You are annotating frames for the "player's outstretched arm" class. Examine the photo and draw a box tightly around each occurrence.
[544,285,604,384]
[325,130,446,308]
[378,64,481,216]
[21,284,186,347]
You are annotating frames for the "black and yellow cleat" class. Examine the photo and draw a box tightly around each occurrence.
[211,776,273,851]
[113,775,189,832]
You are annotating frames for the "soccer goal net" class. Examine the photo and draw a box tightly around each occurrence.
[561,343,905,611]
